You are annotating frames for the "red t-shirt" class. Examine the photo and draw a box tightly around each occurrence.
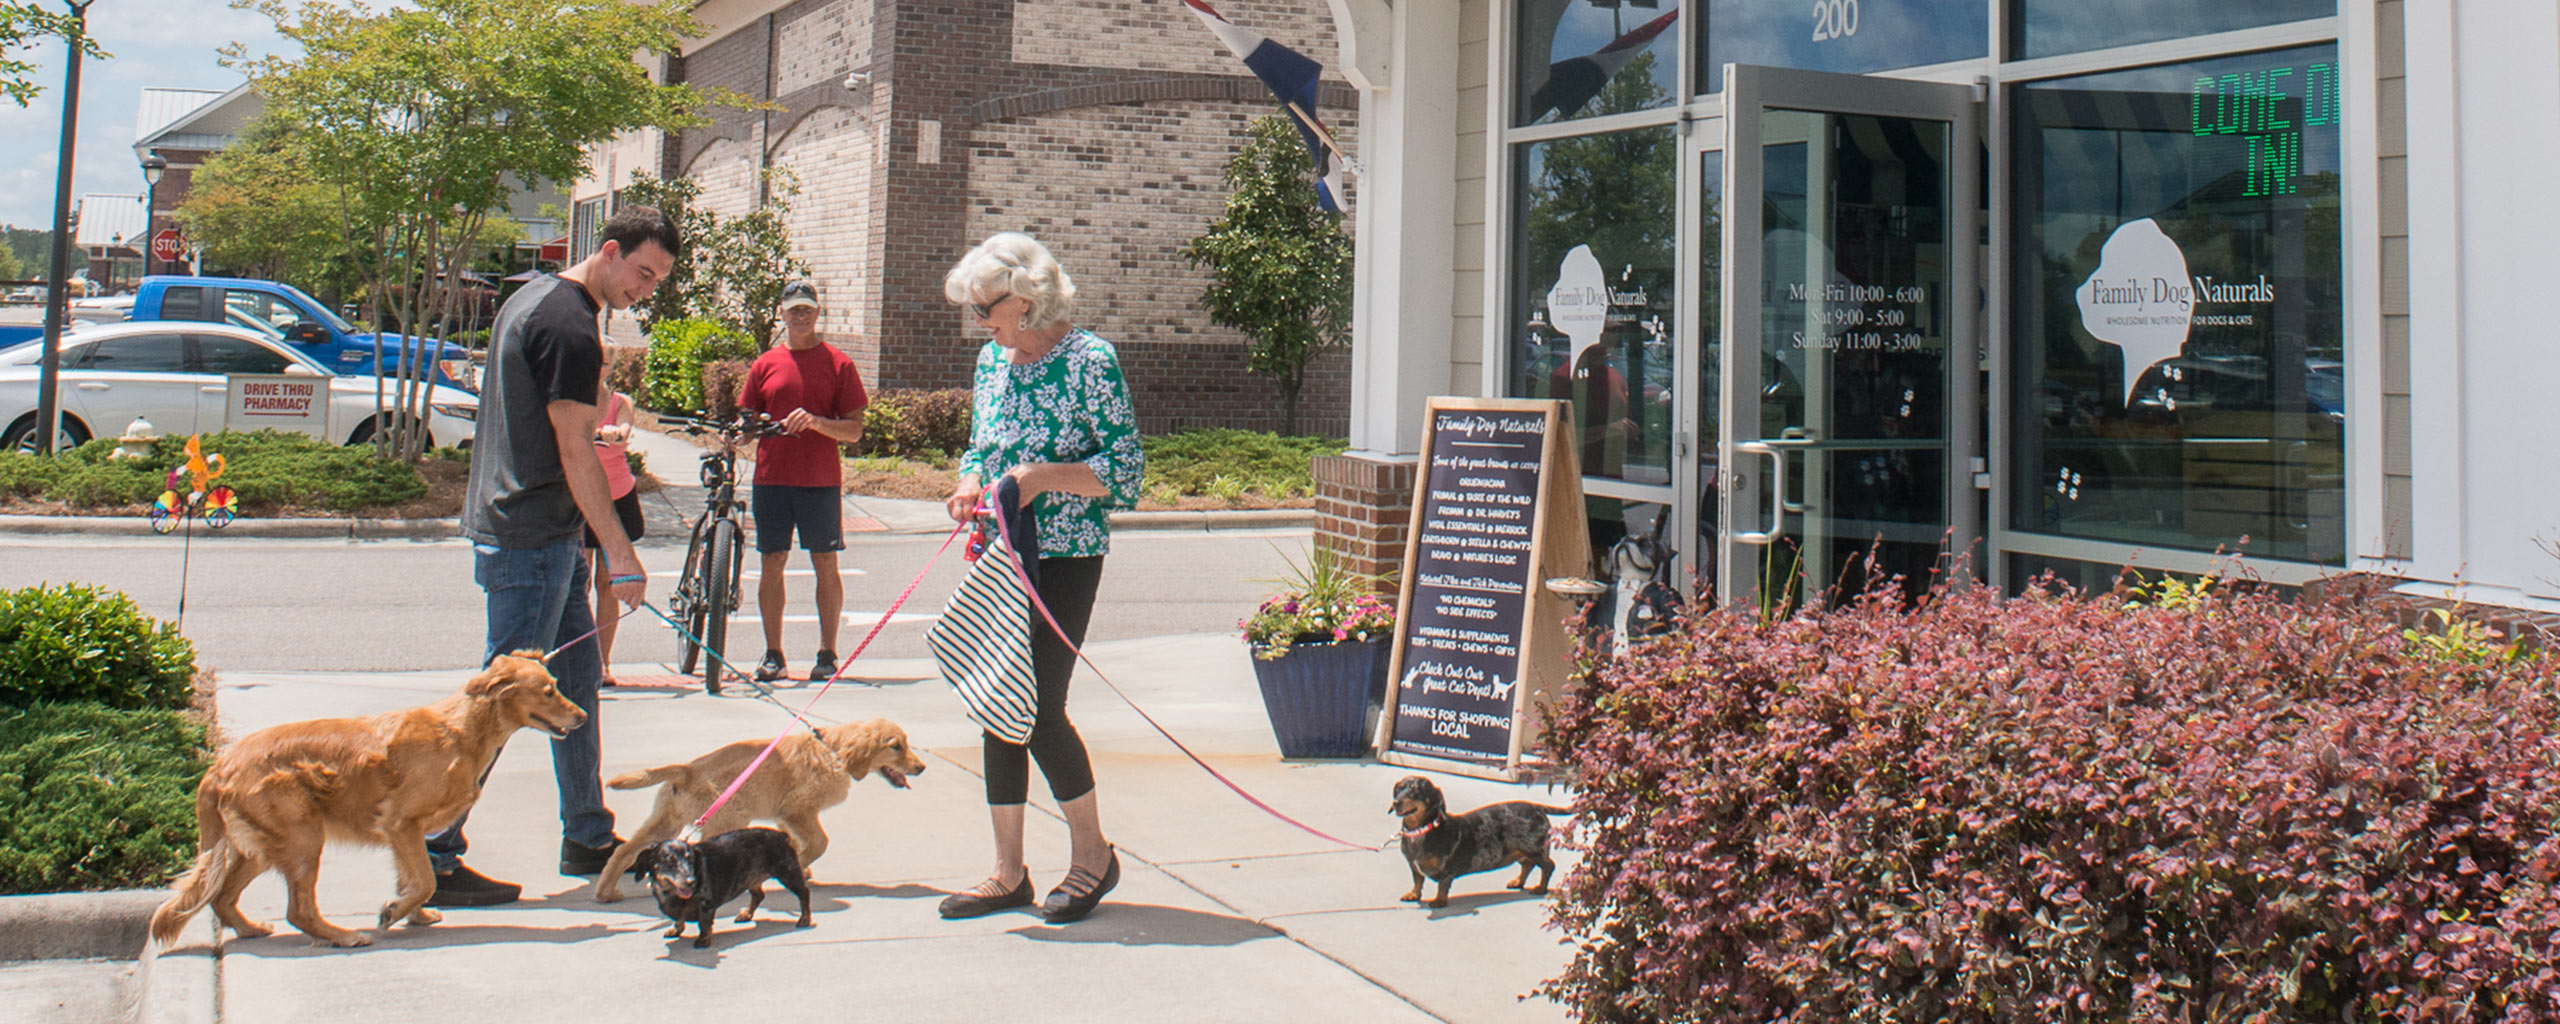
[740,342,868,487]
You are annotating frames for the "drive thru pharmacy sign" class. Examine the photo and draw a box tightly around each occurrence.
[225,374,328,438]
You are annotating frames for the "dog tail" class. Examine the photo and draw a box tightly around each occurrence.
[148,786,231,948]
[608,763,692,791]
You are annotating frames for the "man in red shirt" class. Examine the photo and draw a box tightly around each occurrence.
[740,280,868,682]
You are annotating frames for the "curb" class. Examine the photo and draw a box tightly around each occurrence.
[0,514,459,540]
[0,889,165,961]
[1110,508,1312,530]
[0,509,1309,538]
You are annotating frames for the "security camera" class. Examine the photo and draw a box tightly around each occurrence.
[842,70,871,88]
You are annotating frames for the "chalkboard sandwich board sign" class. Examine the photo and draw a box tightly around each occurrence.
[1376,397,1591,783]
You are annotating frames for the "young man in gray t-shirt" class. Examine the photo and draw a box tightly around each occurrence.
[428,206,679,908]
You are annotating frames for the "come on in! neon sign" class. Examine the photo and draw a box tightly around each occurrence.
[2191,62,2338,198]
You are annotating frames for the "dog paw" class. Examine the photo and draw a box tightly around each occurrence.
[228,920,274,939]
[594,886,624,903]
[407,907,442,927]
[1505,879,1525,890]
[692,937,711,949]
[315,932,372,948]
[1397,891,1420,903]
[733,908,756,923]
[1429,898,1449,909]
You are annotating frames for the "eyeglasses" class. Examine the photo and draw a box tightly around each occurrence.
[966,294,1010,321]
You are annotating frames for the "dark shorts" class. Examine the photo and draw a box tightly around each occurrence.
[752,484,844,554]
[580,491,645,550]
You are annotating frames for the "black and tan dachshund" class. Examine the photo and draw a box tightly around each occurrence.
[636,827,813,948]
[1389,775,1572,909]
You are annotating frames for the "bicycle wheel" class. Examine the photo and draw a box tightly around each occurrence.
[673,524,711,675]
[700,518,740,695]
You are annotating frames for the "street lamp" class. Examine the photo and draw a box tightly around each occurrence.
[140,152,165,278]
[33,0,97,457]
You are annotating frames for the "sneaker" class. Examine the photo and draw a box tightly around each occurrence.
[428,864,521,907]
[1040,847,1121,924]
[755,651,789,682]
[560,835,625,875]
[809,649,839,682]
[938,875,1034,919]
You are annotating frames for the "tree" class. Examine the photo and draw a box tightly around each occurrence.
[618,169,808,352]
[232,0,722,460]
[0,2,103,108]
[174,116,350,292]
[0,241,21,282]
[1182,115,1353,435]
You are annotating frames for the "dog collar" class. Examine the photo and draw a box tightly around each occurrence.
[1400,817,1440,840]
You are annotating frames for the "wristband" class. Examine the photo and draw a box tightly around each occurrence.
[609,573,646,585]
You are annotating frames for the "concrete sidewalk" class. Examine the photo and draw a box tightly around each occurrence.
[139,635,1581,1023]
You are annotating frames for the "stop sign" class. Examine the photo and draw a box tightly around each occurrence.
[150,228,183,264]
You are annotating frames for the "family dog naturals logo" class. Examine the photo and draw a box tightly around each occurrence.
[2075,218,2277,406]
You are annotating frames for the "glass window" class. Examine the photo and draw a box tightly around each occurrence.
[1515,0,1680,127]
[160,286,205,321]
[78,333,188,373]
[224,291,300,334]
[1509,127,1679,487]
[1699,0,1986,94]
[2012,0,2332,60]
[2009,45,2344,563]
[193,335,292,376]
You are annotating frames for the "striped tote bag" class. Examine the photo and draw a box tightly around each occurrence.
[926,513,1040,744]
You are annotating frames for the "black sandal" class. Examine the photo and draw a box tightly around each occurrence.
[1040,847,1120,923]
[937,875,1033,919]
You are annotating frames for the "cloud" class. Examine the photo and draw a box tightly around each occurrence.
[0,0,287,228]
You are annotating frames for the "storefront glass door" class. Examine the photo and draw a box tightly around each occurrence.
[1714,66,1978,607]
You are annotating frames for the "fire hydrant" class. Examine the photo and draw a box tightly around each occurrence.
[110,416,159,460]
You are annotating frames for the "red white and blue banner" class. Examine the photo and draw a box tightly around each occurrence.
[1180,0,1346,212]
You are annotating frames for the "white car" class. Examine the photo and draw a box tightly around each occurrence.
[0,321,478,451]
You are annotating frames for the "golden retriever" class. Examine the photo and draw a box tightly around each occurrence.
[148,653,587,949]
[593,718,925,902]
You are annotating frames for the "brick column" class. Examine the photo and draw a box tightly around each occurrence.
[1313,452,1417,595]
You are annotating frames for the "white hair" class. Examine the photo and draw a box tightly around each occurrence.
[943,232,1075,330]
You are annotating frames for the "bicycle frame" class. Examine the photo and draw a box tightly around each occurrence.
[668,411,784,694]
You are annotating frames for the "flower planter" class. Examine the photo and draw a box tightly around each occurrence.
[1248,638,1391,758]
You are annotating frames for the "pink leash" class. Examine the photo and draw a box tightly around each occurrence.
[680,520,970,837]
[988,501,1376,852]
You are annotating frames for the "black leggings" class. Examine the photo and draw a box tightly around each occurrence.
[983,556,1102,806]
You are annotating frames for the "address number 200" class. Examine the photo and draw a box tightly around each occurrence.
[1812,0,1859,40]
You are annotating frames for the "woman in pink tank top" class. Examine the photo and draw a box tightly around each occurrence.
[585,385,644,685]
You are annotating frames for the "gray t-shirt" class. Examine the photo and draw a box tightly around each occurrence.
[461,274,603,547]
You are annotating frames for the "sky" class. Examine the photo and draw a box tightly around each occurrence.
[0,0,290,231]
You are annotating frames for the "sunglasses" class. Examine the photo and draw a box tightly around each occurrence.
[966,294,1010,321]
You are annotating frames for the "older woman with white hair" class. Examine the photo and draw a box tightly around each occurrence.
[933,231,1143,925]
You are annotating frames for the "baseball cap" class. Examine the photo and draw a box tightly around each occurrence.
[778,279,821,310]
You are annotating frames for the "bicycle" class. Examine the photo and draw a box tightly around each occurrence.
[667,409,788,694]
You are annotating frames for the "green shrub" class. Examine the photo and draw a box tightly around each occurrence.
[0,584,196,710]
[1142,429,1343,499]
[643,317,753,415]
[855,388,972,461]
[701,359,751,424]
[0,432,427,511]
[0,703,208,894]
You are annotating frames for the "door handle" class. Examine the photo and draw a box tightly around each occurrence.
[1731,440,1789,544]
[1763,428,1816,513]
[76,382,109,391]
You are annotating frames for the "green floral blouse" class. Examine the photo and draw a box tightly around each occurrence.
[958,330,1144,557]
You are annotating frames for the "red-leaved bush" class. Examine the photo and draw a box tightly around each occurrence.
[1540,574,2560,1023]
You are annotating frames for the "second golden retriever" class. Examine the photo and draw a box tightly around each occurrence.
[148,653,586,949]
[592,718,926,902]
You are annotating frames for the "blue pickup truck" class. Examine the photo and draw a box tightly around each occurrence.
[0,276,476,391]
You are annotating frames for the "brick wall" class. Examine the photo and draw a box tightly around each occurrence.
[1313,453,1418,595]
[1010,0,1338,75]
[655,0,1360,438]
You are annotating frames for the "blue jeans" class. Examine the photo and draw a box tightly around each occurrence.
[425,537,616,873]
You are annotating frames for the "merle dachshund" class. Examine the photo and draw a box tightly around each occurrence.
[1389,775,1573,909]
